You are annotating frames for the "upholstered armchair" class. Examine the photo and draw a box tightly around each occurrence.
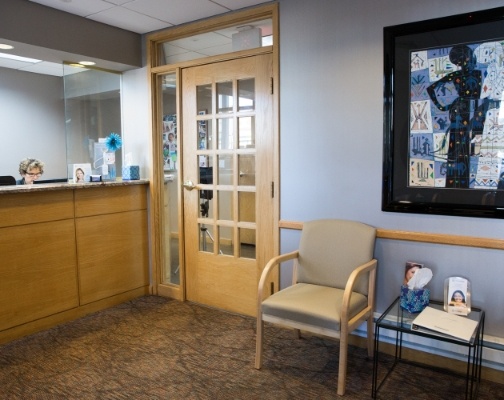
[255,219,377,396]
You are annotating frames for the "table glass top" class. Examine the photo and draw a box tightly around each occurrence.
[376,297,483,345]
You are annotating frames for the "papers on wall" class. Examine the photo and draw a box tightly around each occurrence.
[411,306,478,342]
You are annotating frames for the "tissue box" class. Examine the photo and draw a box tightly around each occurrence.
[122,165,140,180]
[400,285,430,313]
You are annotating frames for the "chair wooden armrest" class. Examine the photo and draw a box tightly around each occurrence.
[341,258,377,356]
[342,258,377,308]
[256,250,299,371]
[342,259,377,327]
[257,250,299,302]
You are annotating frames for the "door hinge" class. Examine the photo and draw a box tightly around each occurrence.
[270,77,273,94]
[271,181,274,198]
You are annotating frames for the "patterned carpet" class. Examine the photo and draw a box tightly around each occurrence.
[0,295,503,399]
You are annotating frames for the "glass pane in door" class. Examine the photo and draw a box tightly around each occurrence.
[198,159,214,219]
[197,84,212,114]
[238,155,255,186]
[238,116,255,149]
[239,228,256,259]
[238,192,255,223]
[218,118,234,150]
[217,154,233,185]
[217,81,233,113]
[218,191,233,222]
[160,72,180,285]
[238,78,255,111]
[218,226,233,256]
[198,119,212,150]
[199,223,215,253]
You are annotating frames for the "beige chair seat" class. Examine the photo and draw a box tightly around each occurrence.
[262,283,368,332]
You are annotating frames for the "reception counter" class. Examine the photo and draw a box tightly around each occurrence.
[0,180,150,344]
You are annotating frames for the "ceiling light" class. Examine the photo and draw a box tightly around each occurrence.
[0,52,41,63]
[0,44,14,50]
[236,25,254,31]
[79,61,95,66]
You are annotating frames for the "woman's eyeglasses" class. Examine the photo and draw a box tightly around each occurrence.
[25,172,42,177]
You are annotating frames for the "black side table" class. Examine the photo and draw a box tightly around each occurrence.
[372,297,484,399]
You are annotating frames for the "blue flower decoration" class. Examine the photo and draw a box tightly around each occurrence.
[105,132,122,152]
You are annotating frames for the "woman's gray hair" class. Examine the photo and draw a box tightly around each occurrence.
[19,158,45,175]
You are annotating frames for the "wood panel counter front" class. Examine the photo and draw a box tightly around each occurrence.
[0,181,150,344]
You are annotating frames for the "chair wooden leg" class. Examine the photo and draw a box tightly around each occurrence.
[367,315,374,359]
[337,334,348,396]
[255,316,264,369]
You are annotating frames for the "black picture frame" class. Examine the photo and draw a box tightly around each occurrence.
[383,7,504,219]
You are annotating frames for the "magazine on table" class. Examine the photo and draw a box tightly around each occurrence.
[411,306,478,342]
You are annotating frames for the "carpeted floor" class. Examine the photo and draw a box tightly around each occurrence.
[0,295,503,399]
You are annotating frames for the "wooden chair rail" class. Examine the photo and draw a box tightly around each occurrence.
[279,220,504,251]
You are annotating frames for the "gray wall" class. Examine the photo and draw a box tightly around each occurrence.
[278,0,504,339]
[0,67,66,180]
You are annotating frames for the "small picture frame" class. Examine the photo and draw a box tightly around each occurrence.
[403,261,424,286]
[444,276,471,316]
[68,163,92,183]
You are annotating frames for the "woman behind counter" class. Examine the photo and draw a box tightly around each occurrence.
[17,158,44,185]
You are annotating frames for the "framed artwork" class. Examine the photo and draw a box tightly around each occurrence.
[383,7,504,218]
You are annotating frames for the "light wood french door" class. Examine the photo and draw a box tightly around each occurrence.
[182,54,274,316]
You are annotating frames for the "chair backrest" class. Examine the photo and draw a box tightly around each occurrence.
[297,219,376,294]
[0,176,16,186]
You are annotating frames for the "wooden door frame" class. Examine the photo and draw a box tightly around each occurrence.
[146,3,280,301]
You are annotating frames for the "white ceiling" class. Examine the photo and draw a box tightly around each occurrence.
[29,0,271,35]
[0,0,270,76]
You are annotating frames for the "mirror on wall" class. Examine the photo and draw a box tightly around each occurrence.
[0,65,66,182]
[64,64,122,182]
[0,63,122,184]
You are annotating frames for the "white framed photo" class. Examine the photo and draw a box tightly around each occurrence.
[444,276,471,316]
[68,163,92,183]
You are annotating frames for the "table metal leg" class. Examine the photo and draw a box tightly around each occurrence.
[372,323,380,398]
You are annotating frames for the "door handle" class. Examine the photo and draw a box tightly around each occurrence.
[183,180,196,190]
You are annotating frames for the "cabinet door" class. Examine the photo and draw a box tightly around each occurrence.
[75,184,149,304]
[0,220,79,331]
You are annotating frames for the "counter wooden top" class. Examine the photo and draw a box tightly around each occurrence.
[0,179,149,195]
